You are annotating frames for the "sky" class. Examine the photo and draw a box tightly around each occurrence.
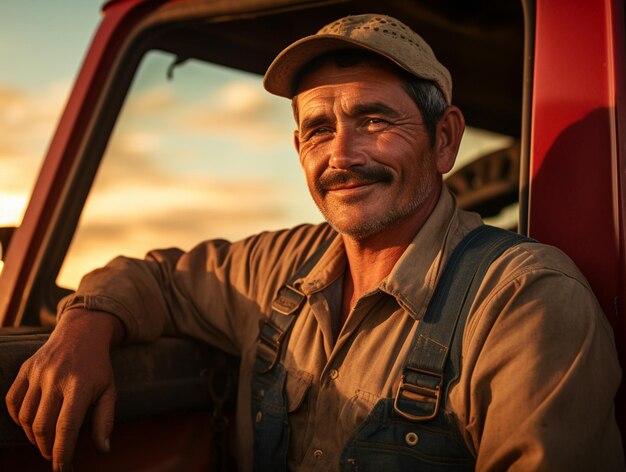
[1,1,102,225]
[0,1,321,286]
[0,1,513,288]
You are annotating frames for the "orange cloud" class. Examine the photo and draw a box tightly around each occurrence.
[0,81,70,220]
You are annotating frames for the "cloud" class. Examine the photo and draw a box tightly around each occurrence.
[58,172,318,288]
[0,193,27,226]
[215,81,268,115]
[123,86,177,117]
[174,80,295,149]
[0,81,69,136]
[119,79,294,144]
[0,81,70,216]
[0,75,314,288]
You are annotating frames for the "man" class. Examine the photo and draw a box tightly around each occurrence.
[6,13,624,472]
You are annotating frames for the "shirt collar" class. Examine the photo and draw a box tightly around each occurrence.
[380,187,482,319]
[296,187,482,318]
[296,231,346,295]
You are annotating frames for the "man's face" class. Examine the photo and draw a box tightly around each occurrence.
[293,61,442,240]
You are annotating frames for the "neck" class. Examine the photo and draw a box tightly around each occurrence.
[340,186,440,322]
[342,220,418,296]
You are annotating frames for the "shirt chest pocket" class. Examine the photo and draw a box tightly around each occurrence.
[340,389,380,434]
[285,368,313,412]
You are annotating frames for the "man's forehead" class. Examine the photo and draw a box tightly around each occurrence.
[293,62,414,120]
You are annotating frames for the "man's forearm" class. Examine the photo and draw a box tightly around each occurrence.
[58,309,126,347]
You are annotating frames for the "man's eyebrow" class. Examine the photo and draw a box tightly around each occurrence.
[299,102,401,131]
[351,102,401,118]
[300,114,332,132]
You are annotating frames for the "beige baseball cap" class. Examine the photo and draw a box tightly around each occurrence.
[263,13,452,104]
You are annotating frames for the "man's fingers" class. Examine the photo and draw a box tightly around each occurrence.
[91,385,116,453]
[17,386,42,445]
[5,372,29,425]
[32,386,63,461]
[52,392,90,472]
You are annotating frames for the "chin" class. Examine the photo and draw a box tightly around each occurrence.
[325,215,387,240]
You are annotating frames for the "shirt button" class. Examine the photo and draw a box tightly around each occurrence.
[313,449,324,460]
[329,368,339,380]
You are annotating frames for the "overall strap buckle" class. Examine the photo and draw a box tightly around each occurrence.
[253,234,336,375]
[393,367,443,421]
[392,225,534,424]
[255,284,305,373]
[256,319,287,373]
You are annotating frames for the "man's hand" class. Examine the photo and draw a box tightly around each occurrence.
[5,309,124,471]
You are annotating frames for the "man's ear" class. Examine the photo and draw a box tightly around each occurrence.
[433,106,465,174]
[293,130,301,154]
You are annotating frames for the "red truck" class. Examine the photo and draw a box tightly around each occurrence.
[1,0,624,469]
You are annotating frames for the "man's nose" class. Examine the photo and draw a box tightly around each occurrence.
[328,126,367,169]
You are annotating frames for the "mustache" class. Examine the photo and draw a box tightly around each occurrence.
[317,167,393,190]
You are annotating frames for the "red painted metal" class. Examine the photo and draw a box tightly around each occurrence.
[529,0,623,340]
[528,0,626,439]
[0,0,165,326]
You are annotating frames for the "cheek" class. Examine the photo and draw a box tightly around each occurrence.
[374,128,414,150]
[373,131,432,169]
[299,143,328,176]
[411,154,439,188]
[299,152,322,189]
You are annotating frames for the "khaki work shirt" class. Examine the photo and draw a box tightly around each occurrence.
[60,188,624,471]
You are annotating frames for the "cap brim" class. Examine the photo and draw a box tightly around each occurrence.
[263,34,410,99]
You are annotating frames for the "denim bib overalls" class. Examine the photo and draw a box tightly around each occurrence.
[251,226,532,471]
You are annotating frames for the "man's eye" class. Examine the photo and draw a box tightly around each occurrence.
[306,127,333,140]
[364,118,389,131]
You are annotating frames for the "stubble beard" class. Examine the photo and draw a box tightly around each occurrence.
[312,162,437,241]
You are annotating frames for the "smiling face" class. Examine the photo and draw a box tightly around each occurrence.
[293,61,446,240]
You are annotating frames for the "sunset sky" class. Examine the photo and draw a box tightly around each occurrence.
[0,1,512,288]
[0,1,100,226]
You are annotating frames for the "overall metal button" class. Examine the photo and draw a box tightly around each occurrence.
[255,411,263,423]
[405,431,419,446]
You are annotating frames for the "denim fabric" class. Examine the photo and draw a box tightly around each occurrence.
[252,362,290,472]
[340,399,474,471]
[250,226,536,471]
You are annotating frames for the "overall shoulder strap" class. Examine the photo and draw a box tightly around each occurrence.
[394,225,534,421]
[254,235,336,373]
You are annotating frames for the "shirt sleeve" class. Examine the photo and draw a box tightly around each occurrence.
[57,223,335,355]
[454,243,624,471]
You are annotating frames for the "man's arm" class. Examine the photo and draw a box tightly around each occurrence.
[5,223,335,470]
[455,246,624,470]
[5,309,123,472]
[57,224,335,350]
